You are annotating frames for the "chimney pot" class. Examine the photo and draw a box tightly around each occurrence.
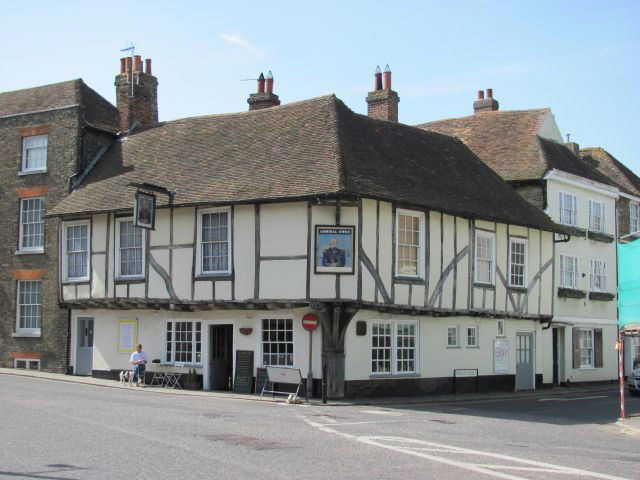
[265,70,274,94]
[257,72,265,94]
[383,64,392,90]
[125,56,133,74]
[134,55,143,72]
[473,88,499,113]
[145,58,152,75]
[120,58,126,74]
[374,65,383,91]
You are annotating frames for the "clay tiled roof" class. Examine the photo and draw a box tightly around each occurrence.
[0,79,118,131]
[580,147,640,197]
[50,95,561,232]
[418,109,550,182]
[418,109,616,187]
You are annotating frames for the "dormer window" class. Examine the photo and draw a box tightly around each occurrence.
[21,135,48,173]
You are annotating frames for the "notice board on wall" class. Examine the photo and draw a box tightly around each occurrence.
[118,320,138,353]
[494,338,510,374]
[233,350,254,394]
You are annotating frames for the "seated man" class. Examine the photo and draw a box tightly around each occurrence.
[129,344,148,386]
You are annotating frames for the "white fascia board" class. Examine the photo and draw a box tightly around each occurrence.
[552,315,618,326]
[619,191,640,202]
[543,169,619,199]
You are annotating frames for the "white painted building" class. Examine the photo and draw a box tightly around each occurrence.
[49,70,565,398]
[421,90,632,388]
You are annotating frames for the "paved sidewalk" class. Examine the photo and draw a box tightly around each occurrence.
[0,367,622,407]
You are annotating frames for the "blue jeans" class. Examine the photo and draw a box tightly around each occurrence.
[133,364,146,384]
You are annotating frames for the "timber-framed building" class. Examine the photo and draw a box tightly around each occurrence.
[48,60,568,397]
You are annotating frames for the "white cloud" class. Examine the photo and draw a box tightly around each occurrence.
[218,33,263,57]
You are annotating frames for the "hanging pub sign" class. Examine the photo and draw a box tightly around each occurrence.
[315,225,355,274]
[134,191,156,230]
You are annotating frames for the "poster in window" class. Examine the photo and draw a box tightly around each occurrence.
[134,191,156,230]
[118,320,138,353]
[494,338,510,374]
[315,225,355,274]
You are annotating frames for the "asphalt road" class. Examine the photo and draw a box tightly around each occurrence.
[1,375,638,480]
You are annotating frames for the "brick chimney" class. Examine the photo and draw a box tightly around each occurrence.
[247,70,280,110]
[115,55,158,134]
[473,88,499,113]
[366,65,400,122]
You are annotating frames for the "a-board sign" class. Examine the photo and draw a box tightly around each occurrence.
[302,313,319,331]
[255,368,269,395]
[266,366,303,385]
[233,350,254,394]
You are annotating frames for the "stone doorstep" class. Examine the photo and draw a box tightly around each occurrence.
[0,368,618,407]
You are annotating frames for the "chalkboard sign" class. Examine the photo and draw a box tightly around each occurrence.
[233,350,254,394]
[255,367,269,395]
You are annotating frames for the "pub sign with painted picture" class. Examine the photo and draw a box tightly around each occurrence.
[134,191,156,230]
[315,225,355,274]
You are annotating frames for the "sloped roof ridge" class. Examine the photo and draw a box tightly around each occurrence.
[0,78,82,97]
[417,107,551,127]
[159,93,338,126]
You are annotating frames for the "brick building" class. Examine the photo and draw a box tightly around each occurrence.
[0,78,118,371]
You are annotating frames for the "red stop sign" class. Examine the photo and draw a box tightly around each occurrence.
[302,313,319,331]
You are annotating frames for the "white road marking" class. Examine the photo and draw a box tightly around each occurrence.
[361,409,404,416]
[300,416,631,480]
[537,395,607,402]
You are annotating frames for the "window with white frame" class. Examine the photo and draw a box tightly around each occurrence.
[14,359,40,370]
[197,207,231,275]
[466,326,478,347]
[19,197,45,251]
[21,135,48,172]
[590,259,607,292]
[447,326,459,347]
[63,221,90,281]
[396,209,424,277]
[630,202,640,234]
[262,318,293,366]
[508,238,527,287]
[475,230,495,285]
[166,321,201,364]
[578,328,594,368]
[17,280,42,333]
[589,200,605,233]
[371,320,418,374]
[559,192,577,226]
[559,254,579,289]
[116,218,145,278]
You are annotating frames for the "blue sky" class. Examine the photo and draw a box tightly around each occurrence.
[3,1,639,175]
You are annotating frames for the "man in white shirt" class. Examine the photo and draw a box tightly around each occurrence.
[129,344,148,386]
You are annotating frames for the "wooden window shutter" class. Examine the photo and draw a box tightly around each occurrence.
[594,328,603,368]
[572,327,581,369]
